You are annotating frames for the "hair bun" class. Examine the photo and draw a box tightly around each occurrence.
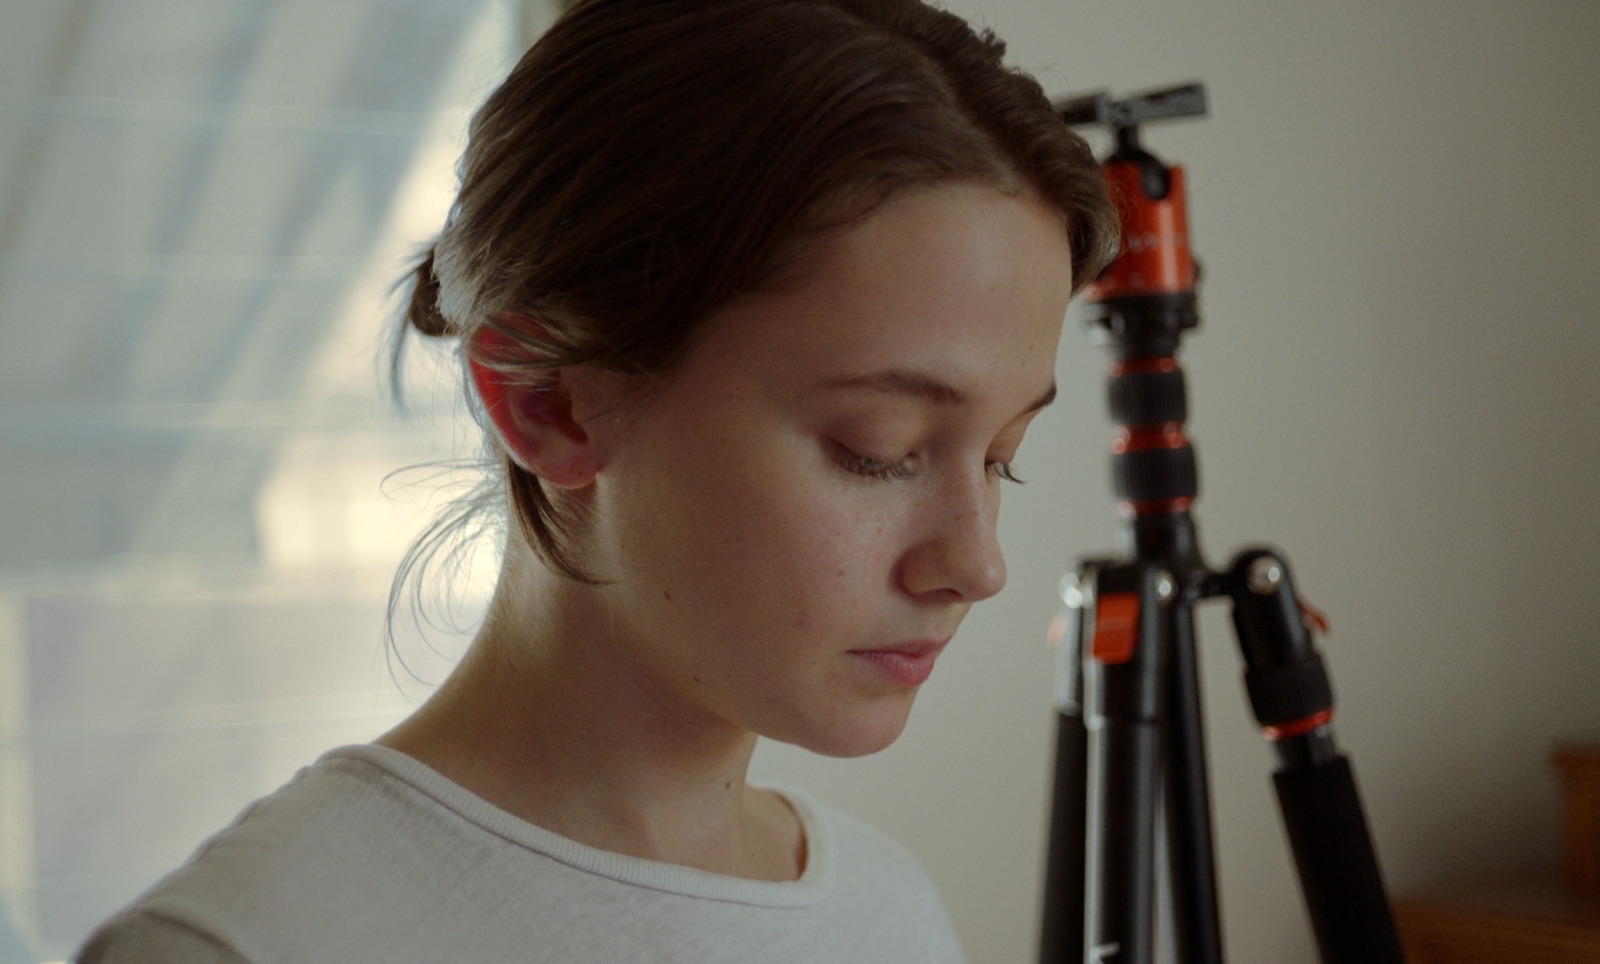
[404,249,455,338]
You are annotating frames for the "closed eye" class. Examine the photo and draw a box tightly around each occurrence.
[834,442,1024,485]
[832,443,919,481]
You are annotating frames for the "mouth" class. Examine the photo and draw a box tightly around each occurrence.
[848,638,949,687]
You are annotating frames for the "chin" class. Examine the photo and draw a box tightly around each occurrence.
[784,700,916,759]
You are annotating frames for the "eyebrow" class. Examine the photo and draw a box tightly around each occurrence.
[816,369,1058,416]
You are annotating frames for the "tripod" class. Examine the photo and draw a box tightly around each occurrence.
[1037,85,1406,964]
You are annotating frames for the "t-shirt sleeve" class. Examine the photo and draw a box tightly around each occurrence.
[76,909,250,964]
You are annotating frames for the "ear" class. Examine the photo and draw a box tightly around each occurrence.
[467,319,602,490]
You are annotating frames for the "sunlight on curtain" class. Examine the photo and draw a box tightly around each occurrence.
[0,2,521,959]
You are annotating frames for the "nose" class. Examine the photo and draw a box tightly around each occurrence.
[895,477,1007,603]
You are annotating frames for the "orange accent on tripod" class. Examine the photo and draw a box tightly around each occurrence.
[1111,356,1180,377]
[1088,161,1196,301]
[1112,423,1188,453]
[1264,709,1336,741]
[1090,593,1141,664]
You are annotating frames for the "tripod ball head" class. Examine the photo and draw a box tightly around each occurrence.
[1057,83,1207,313]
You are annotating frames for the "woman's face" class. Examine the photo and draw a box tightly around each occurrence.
[587,182,1075,757]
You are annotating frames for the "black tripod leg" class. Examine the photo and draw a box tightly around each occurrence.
[1083,564,1171,964]
[1040,564,1099,964]
[1226,549,1404,964]
[1040,711,1088,964]
[1162,605,1226,964]
[1273,757,1402,963]
[1087,713,1161,964]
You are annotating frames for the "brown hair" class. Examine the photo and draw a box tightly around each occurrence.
[399,0,1116,581]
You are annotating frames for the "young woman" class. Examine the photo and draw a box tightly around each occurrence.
[79,0,1115,960]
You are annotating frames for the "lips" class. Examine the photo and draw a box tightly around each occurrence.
[848,638,949,687]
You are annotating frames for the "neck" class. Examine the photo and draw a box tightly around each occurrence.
[377,537,803,881]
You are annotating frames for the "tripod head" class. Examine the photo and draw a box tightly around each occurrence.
[1056,82,1206,187]
[1056,83,1206,359]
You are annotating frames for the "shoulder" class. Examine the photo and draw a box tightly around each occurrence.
[74,745,526,964]
[76,909,247,964]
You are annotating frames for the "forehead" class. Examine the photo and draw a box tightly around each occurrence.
[684,183,1076,409]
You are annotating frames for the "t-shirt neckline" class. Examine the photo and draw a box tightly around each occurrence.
[322,743,835,908]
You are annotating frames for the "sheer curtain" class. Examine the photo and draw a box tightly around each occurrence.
[0,2,524,959]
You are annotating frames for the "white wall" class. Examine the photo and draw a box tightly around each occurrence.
[752,2,1600,961]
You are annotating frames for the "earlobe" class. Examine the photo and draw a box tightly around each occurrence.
[467,320,602,490]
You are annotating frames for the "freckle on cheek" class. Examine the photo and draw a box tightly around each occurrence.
[663,588,673,602]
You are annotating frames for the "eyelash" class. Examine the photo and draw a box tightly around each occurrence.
[833,446,1025,484]
[990,461,1025,484]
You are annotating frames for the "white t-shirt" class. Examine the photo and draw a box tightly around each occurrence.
[76,745,965,963]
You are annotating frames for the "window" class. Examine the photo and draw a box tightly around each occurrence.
[0,3,529,958]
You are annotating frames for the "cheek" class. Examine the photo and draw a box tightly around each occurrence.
[723,459,883,580]
[774,507,889,633]
[666,442,897,627]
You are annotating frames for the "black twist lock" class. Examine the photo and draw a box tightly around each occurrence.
[1109,368,1187,427]
[1112,446,1198,504]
